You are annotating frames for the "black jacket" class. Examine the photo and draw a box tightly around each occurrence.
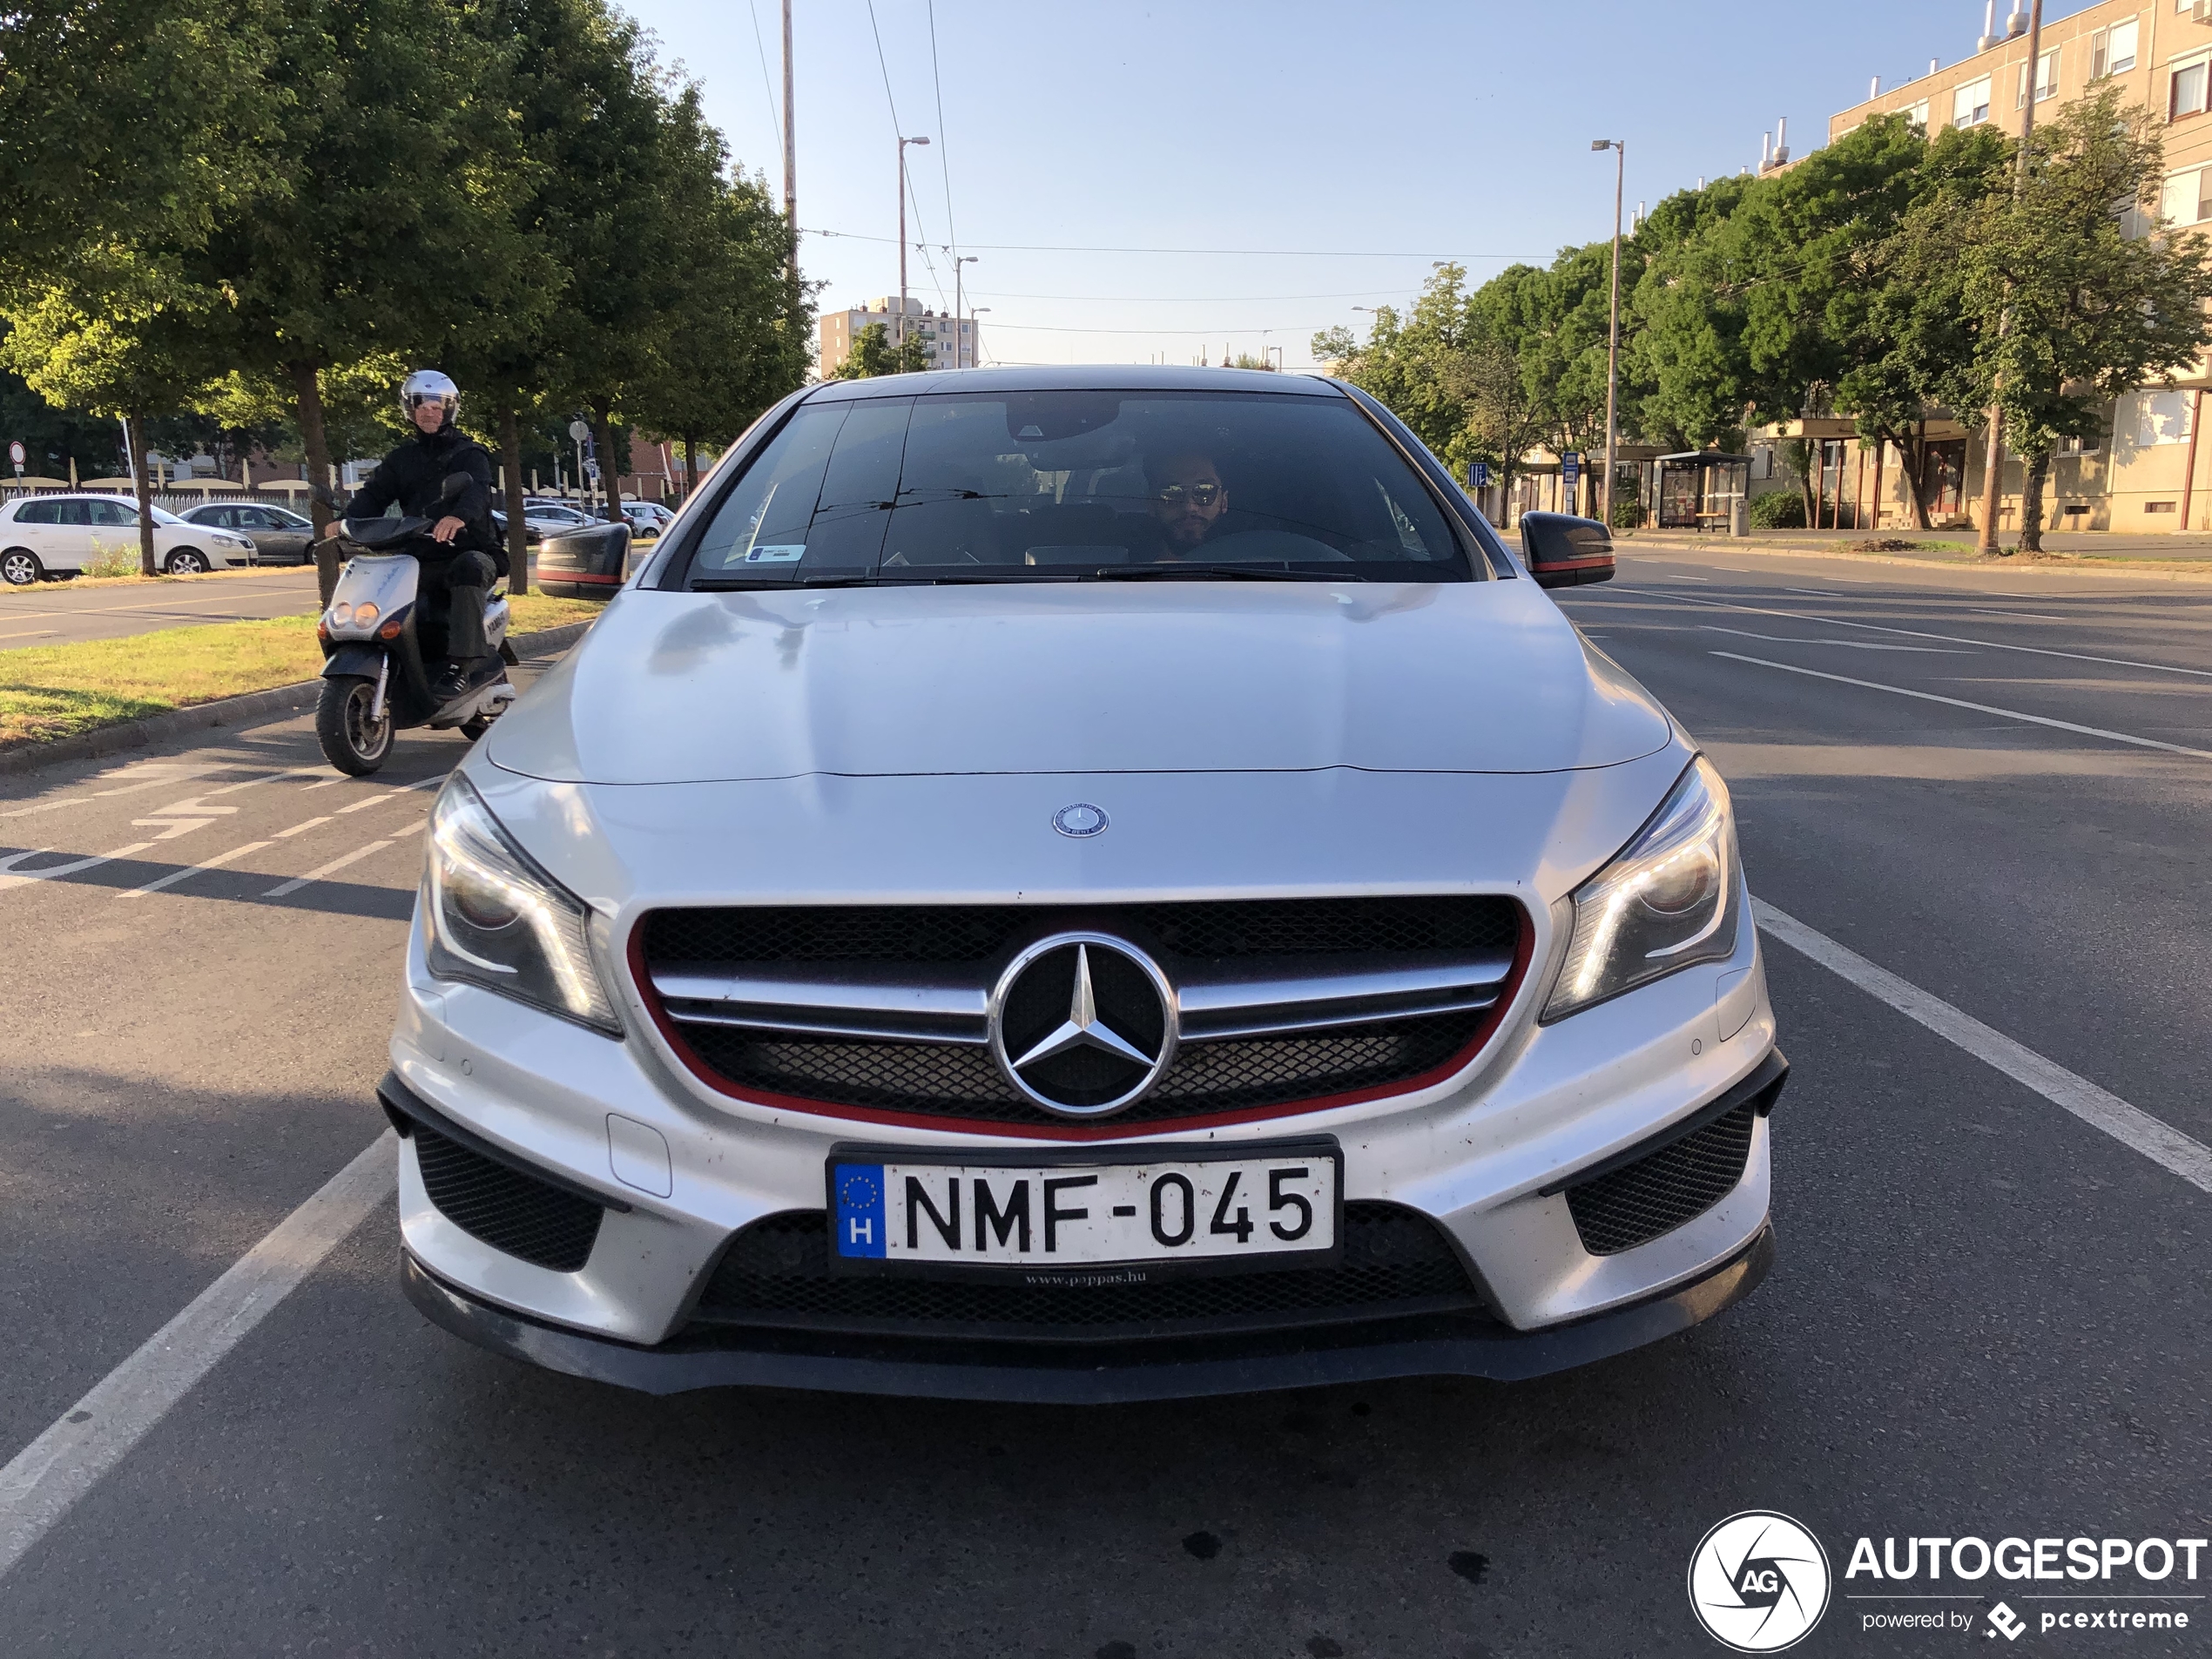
[347,425,500,566]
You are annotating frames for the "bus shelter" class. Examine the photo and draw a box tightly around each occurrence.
[1648,452,1750,530]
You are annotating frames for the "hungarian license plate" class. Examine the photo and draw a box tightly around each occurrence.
[826,1144,1340,1273]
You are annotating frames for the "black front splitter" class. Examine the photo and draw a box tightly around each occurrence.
[402,1225,1773,1406]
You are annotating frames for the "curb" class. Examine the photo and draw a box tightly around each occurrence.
[1613,535,2212,583]
[0,618,595,780]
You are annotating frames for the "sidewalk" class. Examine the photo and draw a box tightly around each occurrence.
[1614,526,2212,564]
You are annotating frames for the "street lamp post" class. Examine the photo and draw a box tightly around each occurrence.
[1592,138,1626,528]
[954,254,979,367]
[898,135,930,349]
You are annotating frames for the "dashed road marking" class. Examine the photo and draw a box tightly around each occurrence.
[275,816,333,839]
[0,841,155,892]
[1710,651,2212,760]
[262,840,395,897]
[117,840,273,900]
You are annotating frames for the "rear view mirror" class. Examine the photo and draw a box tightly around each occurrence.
[1518,511,1615,589]
[441,472,471,502]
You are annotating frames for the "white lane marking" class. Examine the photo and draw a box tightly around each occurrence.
[1963,606,2068,621]
[274,816,333,839]
[393,818,427,838]
[207,766,321,797]
[335,777,441,814]
[117,840,273,900]
[1710,652,2212,759]
[0,627,61,642]
[1756,900,2212,1197]
[262,840,394,897]
[0,765,223,822]
[303,777,349,791]
[0,1132,395,1582]
[1656,589,2212,680]
[1702,625,1970,655]
[1661,573,1711,582]
[0,842,155,893]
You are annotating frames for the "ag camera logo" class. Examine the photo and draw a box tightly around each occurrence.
[1689,1511,1832,1652]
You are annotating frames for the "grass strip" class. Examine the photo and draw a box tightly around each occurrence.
[0,592,601,750]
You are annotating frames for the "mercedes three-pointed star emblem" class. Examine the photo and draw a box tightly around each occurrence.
[988,933,1178,1117]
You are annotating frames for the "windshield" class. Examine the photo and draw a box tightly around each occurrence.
[681,389,1477,586]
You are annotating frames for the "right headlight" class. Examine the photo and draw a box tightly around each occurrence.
[422,776,622,1035]
[1541,756,1741,1022]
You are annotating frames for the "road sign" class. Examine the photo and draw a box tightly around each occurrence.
[1561,452,1581,509]
[1468,461,1490,489]
[7,441,24,467]
[583,459,601,482]
[568,419,591,443]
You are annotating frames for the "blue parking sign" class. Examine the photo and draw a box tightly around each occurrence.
[1469,461,1490,489]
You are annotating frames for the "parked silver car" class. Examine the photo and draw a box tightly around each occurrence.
[384,367,1782,1402]
[0,493,253,582]
[176,500,316,564]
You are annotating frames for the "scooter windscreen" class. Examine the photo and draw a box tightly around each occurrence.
[325,553,419,641]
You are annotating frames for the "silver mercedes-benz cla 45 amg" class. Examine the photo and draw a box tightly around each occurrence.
[384,366,1784,1402]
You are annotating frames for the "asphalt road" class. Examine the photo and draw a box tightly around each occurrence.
[0,567,323,650]
[0,556,2208,1656]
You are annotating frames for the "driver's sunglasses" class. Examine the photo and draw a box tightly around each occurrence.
[1156,482,1222,508]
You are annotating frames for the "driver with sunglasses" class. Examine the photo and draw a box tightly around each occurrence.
[1147,451,1230,556]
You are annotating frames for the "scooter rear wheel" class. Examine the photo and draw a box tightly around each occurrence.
[317,675,394,775]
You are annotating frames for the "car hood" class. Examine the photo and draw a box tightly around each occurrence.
[488,579,1673,785]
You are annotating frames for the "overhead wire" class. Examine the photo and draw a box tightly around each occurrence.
[745,0,782,180]
[863,0,950,313]
[803,227,1549,260]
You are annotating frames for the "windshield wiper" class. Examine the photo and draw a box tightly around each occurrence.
[690,574,874,591]
[1082,564,1360,583]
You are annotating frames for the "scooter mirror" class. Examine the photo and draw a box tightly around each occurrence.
[441,472,471,502]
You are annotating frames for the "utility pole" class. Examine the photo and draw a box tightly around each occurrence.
[954,254,978,367]
[1978,0,2045,555]
[897,135,929,348]
[781,0,797,292]
[1593,138,1626,527]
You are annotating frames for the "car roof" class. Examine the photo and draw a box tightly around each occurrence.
[804,364,1348,404]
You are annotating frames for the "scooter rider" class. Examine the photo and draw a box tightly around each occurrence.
[345,370,503,708]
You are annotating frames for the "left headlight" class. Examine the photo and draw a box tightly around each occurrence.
[423,776,623,1035]
[1542,756,1741,1022]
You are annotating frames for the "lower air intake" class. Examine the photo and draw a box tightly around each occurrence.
[1564,1103,1757,1257]
[413,1122,604,1273]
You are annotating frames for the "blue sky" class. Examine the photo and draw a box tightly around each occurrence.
[615,0,2098,368]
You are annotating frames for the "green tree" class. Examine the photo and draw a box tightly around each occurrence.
[1968,88,2212,550]
[1831,121,2015,528]
[832,320,932,379]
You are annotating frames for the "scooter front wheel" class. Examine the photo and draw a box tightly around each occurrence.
[316,675,394,775]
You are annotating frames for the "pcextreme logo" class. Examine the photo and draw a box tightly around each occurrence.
[1689,1511,1833,1652]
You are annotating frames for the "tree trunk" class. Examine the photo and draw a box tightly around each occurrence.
[290,361,341,604]
[125,413,157,576]
[685,433,699,499]
[499,406,530,596]
[592,407,623,523]
[2018,445,2050,554]
[1899,424,1934,530]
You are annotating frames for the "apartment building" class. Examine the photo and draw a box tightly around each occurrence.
[818,297,978,379]
[1812,2,2212,533]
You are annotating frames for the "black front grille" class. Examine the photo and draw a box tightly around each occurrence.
[644,896,1519,970]
[1564,1103,1757,1257]
[679,1010,1484,1128]
[691,1202,1485,1340]
[646,897,1521,1129]
[413,1123,604,1272]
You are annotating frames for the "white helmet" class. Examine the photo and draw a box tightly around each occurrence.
[400,368,459,426]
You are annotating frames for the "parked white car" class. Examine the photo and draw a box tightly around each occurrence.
[0,494,254,583]
[386,367,1783,1403]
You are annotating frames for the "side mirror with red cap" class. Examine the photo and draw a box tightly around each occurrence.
[1517,511,1615,590]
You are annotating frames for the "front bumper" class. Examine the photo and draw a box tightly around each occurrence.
[402,1224,1774,1404]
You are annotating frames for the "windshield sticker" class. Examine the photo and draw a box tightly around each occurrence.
[741,543,806,563]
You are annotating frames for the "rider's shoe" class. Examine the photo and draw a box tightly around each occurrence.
[430,655,502,711]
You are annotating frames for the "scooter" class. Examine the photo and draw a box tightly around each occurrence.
[314,475,517,775]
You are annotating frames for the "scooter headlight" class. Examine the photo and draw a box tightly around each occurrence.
[422,777,622,1035]
[1542,756,1742,1022]
[328,602,354,627]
